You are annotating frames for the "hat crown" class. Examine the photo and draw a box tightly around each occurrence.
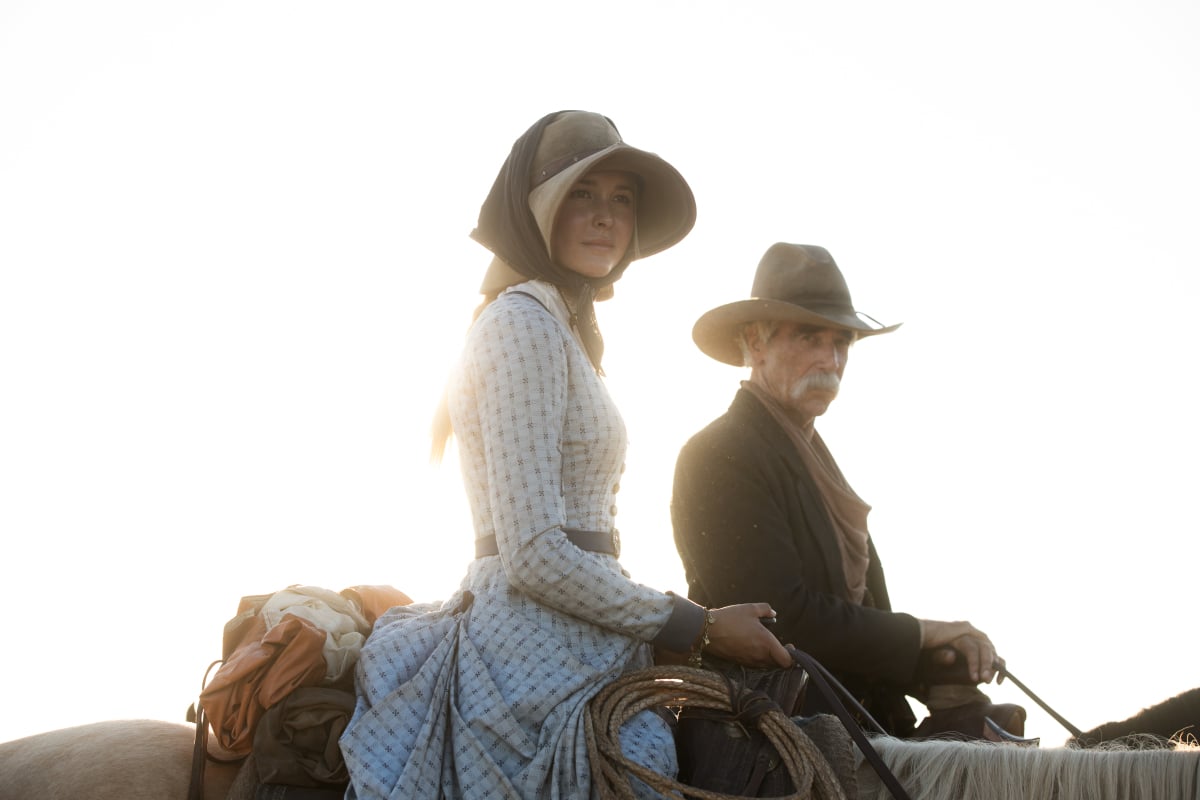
[690,242,899,366]
[751,243,854,315]
[532,111,621,188]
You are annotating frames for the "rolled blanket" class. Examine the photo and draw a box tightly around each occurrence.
[339,584,413,627]
[253,687,356,788]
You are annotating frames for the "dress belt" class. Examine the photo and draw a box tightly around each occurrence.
[474,529,620,559]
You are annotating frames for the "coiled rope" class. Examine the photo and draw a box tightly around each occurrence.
[585,664,848,800]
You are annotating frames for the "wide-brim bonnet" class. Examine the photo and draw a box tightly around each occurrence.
[480,112,696,296]
[527,115,697,260]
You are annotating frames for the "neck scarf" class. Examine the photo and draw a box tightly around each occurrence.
[742,381,872,604]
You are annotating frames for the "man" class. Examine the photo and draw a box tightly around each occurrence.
[671,242,1025,739]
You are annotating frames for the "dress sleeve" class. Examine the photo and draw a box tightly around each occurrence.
[672,422,921,684]
[458,297,702,650]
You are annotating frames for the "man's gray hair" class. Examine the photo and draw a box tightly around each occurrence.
[736,319,860,366]
[736,320,780,367]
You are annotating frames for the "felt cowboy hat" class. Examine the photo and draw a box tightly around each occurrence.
[480,111,697,295]
[693,243,901,366]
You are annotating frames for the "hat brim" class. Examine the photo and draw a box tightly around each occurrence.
[529,142,696,260]
[693,299,901,366]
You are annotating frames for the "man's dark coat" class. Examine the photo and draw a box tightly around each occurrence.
[672,388,923,734]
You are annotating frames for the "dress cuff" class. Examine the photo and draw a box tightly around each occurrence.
[652,592,705,652]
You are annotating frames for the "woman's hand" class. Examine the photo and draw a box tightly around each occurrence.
[703,603,793,669]
[919,619,1002,683]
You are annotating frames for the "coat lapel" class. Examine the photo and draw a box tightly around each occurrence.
[731,389,850,600]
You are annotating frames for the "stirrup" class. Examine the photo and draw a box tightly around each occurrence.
[984,716,1040,746]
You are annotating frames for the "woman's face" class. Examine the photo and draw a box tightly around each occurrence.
[550,169,636,279]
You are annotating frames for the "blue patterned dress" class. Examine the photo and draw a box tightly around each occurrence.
[341,280,701,800]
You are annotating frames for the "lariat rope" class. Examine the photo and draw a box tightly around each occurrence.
[584,664,848,800]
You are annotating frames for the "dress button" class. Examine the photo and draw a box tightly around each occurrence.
[610,505,618,516]
[612,483,620,493]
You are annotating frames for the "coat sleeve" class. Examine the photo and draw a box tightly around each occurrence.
[457,296,702,651]
[671,413,921,686]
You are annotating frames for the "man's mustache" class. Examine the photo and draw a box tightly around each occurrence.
[790,371,840,399]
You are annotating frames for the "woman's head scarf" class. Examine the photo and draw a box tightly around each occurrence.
[470,110,696,369]
[432,111,695,460]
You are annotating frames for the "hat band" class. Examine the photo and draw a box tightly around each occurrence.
[532,145,610,188]
[786,299,854,317]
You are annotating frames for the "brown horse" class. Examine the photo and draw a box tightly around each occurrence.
[1072,687,1200,747]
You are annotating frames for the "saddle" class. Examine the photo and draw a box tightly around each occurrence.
[911,647,1037,745]
[676,645,914,800]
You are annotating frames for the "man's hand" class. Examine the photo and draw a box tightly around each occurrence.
[919,619,1002,683]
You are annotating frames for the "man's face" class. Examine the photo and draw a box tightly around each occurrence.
[751,322,853,423]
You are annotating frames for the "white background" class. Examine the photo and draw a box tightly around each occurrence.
[2,0,1197,747]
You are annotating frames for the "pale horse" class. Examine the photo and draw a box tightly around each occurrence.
[0,719,241,800]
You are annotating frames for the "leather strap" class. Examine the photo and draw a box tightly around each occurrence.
[475,528,619,559]
[786,646,913,800]
[187,659,226,800]
[998,665,1084,739]
[187,701,207,800]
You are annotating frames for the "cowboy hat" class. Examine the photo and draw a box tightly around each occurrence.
[693,243,901,365]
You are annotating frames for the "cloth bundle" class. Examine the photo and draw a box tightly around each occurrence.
[254,687,358,787]
[195,584,412,794]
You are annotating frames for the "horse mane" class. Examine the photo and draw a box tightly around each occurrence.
[854,736,1200,800]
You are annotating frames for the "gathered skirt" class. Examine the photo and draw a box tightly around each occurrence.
[339,558,678,800]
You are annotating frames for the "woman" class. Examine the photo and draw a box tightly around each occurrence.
[340,110,791,800]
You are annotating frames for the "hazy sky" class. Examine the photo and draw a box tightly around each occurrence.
[2,0,1197,746]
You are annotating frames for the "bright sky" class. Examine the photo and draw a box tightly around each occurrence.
[2,1,1197,748]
